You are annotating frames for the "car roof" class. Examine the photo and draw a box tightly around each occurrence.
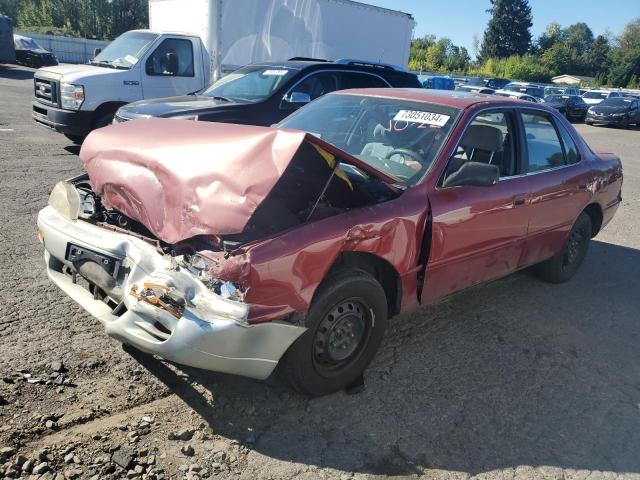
[250,60,414,75]
[332,88,538,109]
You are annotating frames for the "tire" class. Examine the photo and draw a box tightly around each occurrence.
[585,121,593,126]
[64,134,85,145]
[281,268,388,396]
[533,212,592,284]
[93,111,116,130]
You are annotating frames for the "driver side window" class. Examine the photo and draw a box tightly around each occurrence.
[146,38,194,77]
[443,110,516,184]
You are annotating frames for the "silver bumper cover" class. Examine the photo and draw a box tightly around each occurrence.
[37,206,305,379]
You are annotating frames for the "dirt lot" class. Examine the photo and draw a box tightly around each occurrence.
[1,63,640,480]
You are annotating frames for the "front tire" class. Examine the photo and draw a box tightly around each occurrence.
[281,268,388,396]
[64,133,85,145]
[533,212,592,283]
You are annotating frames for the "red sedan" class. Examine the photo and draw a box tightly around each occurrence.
[38,89,622,396]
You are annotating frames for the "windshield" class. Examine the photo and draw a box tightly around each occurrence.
[201,65,297,102]
[545,87,565,95]
[583,91,608,99]
[16,37,42,50]
[278,93,460,186]
[545,95,569,103]
[93,31,158,69]
[600,98,633,107]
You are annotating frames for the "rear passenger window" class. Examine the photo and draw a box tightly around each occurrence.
[558,123,580,164]
[521,112,565,172]
[339,72,388,89]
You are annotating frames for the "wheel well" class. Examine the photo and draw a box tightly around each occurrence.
[583,203,603,237]
[92,102,126,128]
[327,252,401,317]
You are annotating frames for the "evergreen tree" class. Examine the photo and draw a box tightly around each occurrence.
[479,0,532,60]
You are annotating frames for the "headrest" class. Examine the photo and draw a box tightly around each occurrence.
[461,124,503,152]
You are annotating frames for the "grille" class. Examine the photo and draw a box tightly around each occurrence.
[34,77,58,106]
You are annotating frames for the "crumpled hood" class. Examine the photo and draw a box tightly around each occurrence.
[80,118,308,244]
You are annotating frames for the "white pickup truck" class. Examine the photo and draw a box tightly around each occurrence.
[31,0,415,143]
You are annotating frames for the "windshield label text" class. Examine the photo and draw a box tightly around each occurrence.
[393,110,450,127]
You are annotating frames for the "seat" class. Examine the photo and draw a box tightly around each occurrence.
[460,124,503,165]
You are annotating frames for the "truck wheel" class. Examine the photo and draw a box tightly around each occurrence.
[281,268,388,397]
[93,111,116,129]
[64,134,85,145]
[533,212,592,284]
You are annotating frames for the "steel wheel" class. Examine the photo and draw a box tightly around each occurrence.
[312,298,372,376]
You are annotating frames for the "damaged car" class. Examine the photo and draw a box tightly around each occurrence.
[38,90,623,396]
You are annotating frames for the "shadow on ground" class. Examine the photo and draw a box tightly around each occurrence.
[0,64,34,80]
[127,240,640,476]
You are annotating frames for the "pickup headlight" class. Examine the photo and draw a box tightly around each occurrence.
[60,83,85,110]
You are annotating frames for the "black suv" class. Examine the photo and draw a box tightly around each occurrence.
[114,58,421,126]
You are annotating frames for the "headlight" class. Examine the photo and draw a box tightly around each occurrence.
[587,108,595,114]
[49,181,80,220]
[168,114,199,121]
[60,83,84,110]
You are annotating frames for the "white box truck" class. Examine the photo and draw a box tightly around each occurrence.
[31,0,415,142]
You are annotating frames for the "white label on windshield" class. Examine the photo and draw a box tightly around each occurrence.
[263,69,288,76]
[393,110,450,127]
[124,54,139,65]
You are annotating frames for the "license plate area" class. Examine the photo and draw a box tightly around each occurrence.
[65,243,122,277]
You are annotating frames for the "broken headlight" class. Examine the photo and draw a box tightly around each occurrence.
[183,254,245,302]
[49,181,81,220]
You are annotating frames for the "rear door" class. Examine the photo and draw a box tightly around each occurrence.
[422,109,532,303]
[517,109,592,266]
[141,36,201,99]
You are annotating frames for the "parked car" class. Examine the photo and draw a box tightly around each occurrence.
[493,90,539,102]
[582,89,624,105]
[484,77,510,90]
[543,94,589,121]
[37,90,622,396]
[114,59,421,126]
[13,34,57,67]
[622,92,640,99]
[586,96,640,127]
[503,81,545,99]
[421,75,455,90]
[544,86,580,96]
[455,84,495,94]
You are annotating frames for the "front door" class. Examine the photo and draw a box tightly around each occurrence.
[422,109,532,303]
[141,36,202,99]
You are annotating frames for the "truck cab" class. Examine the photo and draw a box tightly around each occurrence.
[31,30,211,143]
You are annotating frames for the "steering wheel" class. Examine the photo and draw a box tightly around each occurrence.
[385,148,424,164]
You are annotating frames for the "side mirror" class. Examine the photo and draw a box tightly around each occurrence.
[93,47,102,58]
[442,161,499,188]
[282,91,311,109]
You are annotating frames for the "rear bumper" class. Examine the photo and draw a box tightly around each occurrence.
[37,206,305,379]
[32,101,93,136]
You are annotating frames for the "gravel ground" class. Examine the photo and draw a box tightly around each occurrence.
[1,63,640,480]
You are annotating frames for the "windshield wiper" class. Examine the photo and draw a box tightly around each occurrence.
[210,96,233,102]
[90,60,130,70]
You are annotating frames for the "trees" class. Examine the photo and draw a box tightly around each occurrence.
[0,0,148,40]
[408,35,470,73]
[479,0,532,60]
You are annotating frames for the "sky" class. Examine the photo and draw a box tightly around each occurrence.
[364,0,640,57]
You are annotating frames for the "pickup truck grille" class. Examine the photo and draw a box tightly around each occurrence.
[34,77,59,106]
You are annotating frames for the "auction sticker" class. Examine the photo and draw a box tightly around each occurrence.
[263,69,289,76]
[393,110,450,127]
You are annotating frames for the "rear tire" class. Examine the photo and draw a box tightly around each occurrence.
[533,212,592,284]
[281,268,388,396]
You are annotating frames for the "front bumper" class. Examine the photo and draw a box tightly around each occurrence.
[586,114,627,125]
[37,206,305,379]
[32,101,94,136]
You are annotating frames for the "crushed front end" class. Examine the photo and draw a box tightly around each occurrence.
[37,177,305,379]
